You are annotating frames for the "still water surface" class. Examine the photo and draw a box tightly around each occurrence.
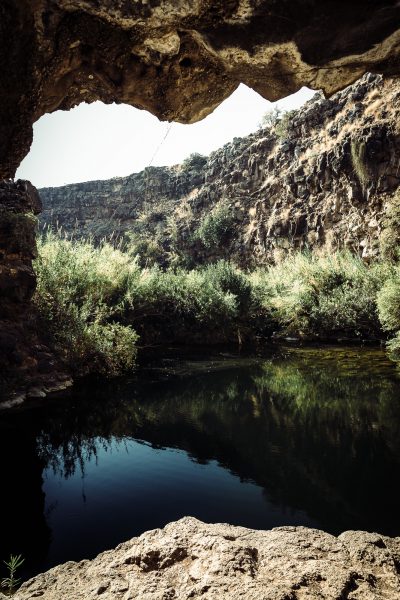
[1,346,400,580]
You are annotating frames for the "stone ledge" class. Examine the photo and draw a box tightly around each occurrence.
[15,517,400,599]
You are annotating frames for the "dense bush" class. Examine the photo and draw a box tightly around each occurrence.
[251,252,390,340]
[260,107,296,138]
[194,201,235,249]
[377,268,400,357]
[33,233,400,377]
[380,189,400,260]
[34,232,139,376]
[181,152,207,171]
[122,260,275,345]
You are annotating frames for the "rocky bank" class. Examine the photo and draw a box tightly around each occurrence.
[40,74,400,267]
[14,517,400,600]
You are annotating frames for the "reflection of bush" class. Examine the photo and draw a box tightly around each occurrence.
[34,349,400,534]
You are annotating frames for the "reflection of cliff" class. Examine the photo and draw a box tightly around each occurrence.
[31,350,400,536]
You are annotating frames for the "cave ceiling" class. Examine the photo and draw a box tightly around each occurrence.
[1,0,400,178]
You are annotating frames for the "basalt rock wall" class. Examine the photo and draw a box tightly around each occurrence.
[40,74,400,267]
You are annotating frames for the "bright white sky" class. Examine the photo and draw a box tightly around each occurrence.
[16,84,316,188]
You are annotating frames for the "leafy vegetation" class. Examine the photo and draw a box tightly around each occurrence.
[34,232,139,376]
[377,264,400,357]
[33,232,400,377]
[350,139,370,193]
[380,189,400,260]
[181,152,207,171]
[1,554,24,596]
[260,107,296,138]
[193,201,235,249]
[251,252,392,340]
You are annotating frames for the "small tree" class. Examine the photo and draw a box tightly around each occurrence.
[260,107,296,138]
[181,153,207,171]
[260,107,283,129]
[1,554,24,595]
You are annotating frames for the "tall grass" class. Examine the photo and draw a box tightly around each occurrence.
[377,265,400,358]
[33,232,400,377]
[34,232,139,376]
[251,252,392,339]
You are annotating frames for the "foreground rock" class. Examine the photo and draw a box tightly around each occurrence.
[16,517,400,599]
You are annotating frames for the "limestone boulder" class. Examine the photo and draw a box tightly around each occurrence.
[15,517,400,600]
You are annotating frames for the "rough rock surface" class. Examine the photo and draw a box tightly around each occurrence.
[1,1,400,178]
[40,74,400,266]
[0,180,72,406]
[15,517,400,600]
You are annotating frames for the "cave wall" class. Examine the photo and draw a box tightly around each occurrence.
[0,181,72,404]
[1,1,400,178]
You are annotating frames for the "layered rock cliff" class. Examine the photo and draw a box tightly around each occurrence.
[40,74,400,267]
[14,517,400,600]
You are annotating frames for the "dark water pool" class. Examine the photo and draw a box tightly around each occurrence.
[1,346,400,581]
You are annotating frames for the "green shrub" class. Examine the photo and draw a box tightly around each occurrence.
[256,252,388,339]
[34,231,400,374]
[350,139,370,193]
[181,153,207,171]
[380,190,400,260]
[275,110,296,138]
[377,276,400,332]
[377,270,400,358]
[34,231,139,376]
[194,202,234,249]
[259,107,296,138]
[124,263,241,344]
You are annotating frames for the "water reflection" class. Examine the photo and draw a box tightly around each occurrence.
[1,347,400,580]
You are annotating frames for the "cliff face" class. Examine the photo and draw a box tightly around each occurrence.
[40,74,400,267]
